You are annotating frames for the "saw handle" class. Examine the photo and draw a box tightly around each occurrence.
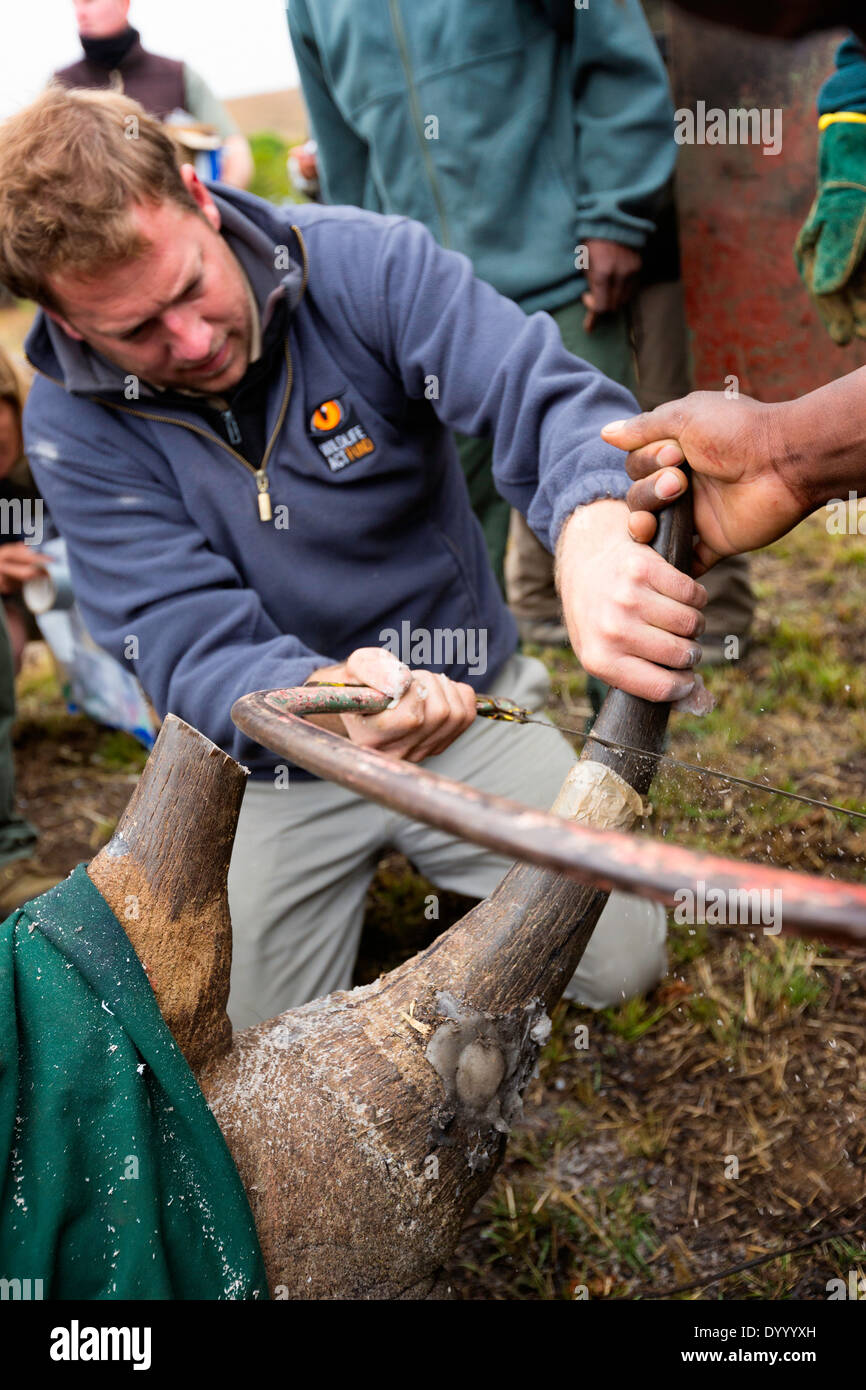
[581,462,694,796]
[649,459,694,575]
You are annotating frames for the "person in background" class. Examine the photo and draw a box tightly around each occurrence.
[54,0,254,189]
[286,0,754,667]
[795,34,866,346]
[0,348,59,915]
[288,138,321,202]
[0,351,51,675]
[608,3,866,566]
[0,605,55,917]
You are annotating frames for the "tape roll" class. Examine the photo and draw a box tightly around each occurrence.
[23,563,75,615]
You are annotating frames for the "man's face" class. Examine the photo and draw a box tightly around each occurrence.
[47,177,254,396]
[74,0,130,39]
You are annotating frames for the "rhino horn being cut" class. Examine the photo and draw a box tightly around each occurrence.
[199,684,663,1300]
[81,700,670,1295]
[87,700,660,1299]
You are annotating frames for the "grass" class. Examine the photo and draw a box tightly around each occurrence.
[248,130,313,207]
[471,1177,660,1300]
[440,514,866,1298]
[11,646,155,875]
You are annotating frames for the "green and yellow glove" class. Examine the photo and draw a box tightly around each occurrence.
[795,114,866,345]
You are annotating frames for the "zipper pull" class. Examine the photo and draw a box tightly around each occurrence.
[222,409,243,447]
[256,470,273,522]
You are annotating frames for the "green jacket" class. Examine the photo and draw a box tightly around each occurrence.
[287,0,676,314]
[0,866,268,1299]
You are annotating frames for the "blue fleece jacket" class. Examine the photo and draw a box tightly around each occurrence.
[287,0,675,314]
[23,189,637,778]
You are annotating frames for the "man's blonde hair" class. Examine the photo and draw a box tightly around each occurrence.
[0,86,200,311]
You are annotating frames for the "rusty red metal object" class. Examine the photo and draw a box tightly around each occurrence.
[232,684,866,948]
[669,14,866,398]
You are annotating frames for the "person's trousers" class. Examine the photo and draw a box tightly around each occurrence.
[0,602,36,866]
[504,285,754,645]
[226,652,667,1028]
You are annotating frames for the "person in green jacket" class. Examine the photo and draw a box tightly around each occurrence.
[597,1,866,568]
[795,35,866,346]
[599,3,866,569]
[665,4,866,344]
[286,0,754,663]
[0,350,60,915]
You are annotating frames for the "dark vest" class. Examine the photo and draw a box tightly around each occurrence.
[54,39,185,121]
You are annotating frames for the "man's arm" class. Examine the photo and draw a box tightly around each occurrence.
[323,210,705,700]
[286,0,377,208]
[601,369,866,571]
[306,648,477,762]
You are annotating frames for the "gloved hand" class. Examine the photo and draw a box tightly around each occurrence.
[794,117,866,345]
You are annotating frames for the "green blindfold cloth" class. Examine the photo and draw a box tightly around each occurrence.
[795,119,866,346]
[0,865,269,1300]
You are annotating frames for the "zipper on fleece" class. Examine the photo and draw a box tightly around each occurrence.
[86,339,294,524]
[387,0,451,247]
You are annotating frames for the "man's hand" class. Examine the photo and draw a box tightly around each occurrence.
[307,646,477,763]
[582,239,642,331]
[0,543,52,595]
[556,499,707,703]
[600,392,809,574]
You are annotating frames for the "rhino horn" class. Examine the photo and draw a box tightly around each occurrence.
[88,714,246,1072]
[88,686,661,1298]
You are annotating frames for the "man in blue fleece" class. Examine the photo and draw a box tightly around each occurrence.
[0,89,707,1024]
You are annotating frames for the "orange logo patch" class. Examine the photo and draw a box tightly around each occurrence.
[310,399,343,433]
[307,393,377,472]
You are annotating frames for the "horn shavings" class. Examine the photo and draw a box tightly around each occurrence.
[550,760,646,829]
[399,1008,432,1036]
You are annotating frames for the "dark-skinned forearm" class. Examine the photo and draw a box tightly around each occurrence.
[772,366,866,514]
